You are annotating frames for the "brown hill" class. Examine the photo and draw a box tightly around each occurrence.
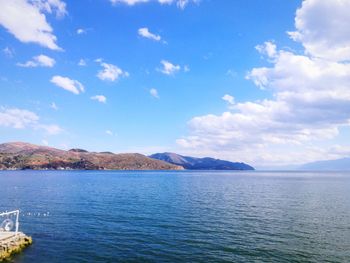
[0,142,183,170]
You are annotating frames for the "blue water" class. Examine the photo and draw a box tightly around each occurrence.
[1,171,350,262]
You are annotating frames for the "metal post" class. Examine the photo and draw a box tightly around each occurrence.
[15,210,19,236]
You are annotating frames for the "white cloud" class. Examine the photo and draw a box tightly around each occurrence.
[32,0,67,18]
[50,102,58,110]
[0,0,66,50]
[226,69,237,78]
[138,27,161,41]
[255,41,277,58]
[222,94,235,106]
[42,139,49,146]
[76,28,86,35]
[288,0,350,62]
[38,124,63,135]
[177,0,350,166]
[158,60,181,75]
[78,59,87,66]
[91,95,107,103]
[110,0,198,9]
[0,107,62,135]
[0,107,38,129]
[184,65,190,72]
[97,61,129,82]
[150,88,159,99]
[51,75,85,94]
[17,54,55,67]
[158,0,173,4]
[106,130,114,136]
[2,47,14,57]
[110,0,148,5]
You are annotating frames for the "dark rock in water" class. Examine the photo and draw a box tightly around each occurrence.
[149,152,254,170]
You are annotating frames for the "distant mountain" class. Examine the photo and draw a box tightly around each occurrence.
[299,157,350,170]
[0,142,183,170]
[149,152,254,170]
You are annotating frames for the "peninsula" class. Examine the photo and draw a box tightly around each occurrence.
[0,142,254,171]
[0,142,182,170]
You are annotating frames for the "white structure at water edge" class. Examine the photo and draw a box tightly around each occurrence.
[0,210,32,261]
[0,210,19,236]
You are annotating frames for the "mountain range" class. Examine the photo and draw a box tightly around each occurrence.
[0,142,255,171]
[0,142,182,170]
[149,152,255,170]
[299,157,350,170]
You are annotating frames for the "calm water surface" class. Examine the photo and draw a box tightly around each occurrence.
[0,170,350,262]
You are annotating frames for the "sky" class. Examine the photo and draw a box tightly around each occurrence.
[0,0,350,168]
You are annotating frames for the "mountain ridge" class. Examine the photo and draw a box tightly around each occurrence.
[0,142,183,170]
[149,152,254,170]
[299,157,350,170]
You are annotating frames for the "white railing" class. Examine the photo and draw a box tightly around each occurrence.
[0,210,20,235]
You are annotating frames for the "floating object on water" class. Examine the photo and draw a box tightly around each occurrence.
[0,210,32,261]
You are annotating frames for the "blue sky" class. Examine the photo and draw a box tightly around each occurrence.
[1,0,350,167]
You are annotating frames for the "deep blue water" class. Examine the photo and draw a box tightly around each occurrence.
[1,170,350,262]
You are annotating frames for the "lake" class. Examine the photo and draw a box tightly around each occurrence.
[0,170,350,262]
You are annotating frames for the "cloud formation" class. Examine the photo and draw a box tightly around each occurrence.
[177,0,350,166]
[76,28,86,35]
[0,0,66,50]
[222,94,234,105]
[97,61,129,82]
[17,54,55,67]
[158,60,181,75]
[138,27,161,41]
[51,75,85,94]
[91,95,107,103]
[150,88,159,98]
[288,0,350,62]
[78,59,87,66]
[0,107,62,135]
[2,47,15,57]
[110,0,198,9]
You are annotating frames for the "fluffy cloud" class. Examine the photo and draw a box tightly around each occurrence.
[91,95,107,103]
[78,59,87,66]
[110,0,198,9]
[110,0,148,5]
[50,102,58,110]
[106,130,117,136]
[177,0,350,166]
[150,88,159,98]
[158,60,181,75]
[288,0,350,62]
[17,54,55,67]
[76,28,86,35]
[0,0,66,50]
[160,0,200,9]
[138,27,161,41]
[31,0,67,17]
[38,124,63,135]
[97,61,129,82]
[222,94,235,105]
[2,47,15,57]
[51,75,85,94]
[0,107,62,135]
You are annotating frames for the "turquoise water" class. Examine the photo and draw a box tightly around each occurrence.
[0,170,350,262]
